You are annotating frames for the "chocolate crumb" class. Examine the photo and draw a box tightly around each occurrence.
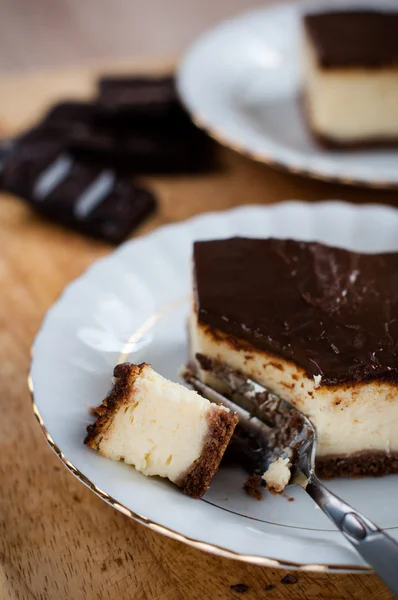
[230,583,249,593]
[281,574,297,585]
[72,494,82,503]
[243,474,263,500]
[282,492,294,502]
[196,353,212,371]
[263,583,275,591]
[88,406,98,417]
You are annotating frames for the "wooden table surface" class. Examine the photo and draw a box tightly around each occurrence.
[0,64,397,600]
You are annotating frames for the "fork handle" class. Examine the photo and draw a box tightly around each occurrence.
[306,475,398,596]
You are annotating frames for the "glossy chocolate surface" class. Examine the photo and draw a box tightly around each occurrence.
[304,11,398,68]
[193,238,398,385]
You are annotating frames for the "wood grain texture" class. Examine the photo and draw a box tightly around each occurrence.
[0,64,397,600]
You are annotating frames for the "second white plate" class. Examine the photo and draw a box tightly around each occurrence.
[177,0,398,188]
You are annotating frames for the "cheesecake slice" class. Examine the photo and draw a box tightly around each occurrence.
[303,11,398,147]
[190,238,398,478]
[85,362,238,498]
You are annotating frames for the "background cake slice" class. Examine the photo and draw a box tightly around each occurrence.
[303,11,398,147]
[85,362,238,498]
[190,237,398,478]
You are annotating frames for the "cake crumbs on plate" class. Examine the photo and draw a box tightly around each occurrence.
[243,474,263,500]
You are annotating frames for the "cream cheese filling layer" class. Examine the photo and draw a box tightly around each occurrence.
[190,311,398,457]
[303,38,398,142]
[98,365,227,482]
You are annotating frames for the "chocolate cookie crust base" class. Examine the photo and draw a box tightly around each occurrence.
[85,362,144,449]
[317,451,398,479]
[177,408,238,498]
[310,126,398,151]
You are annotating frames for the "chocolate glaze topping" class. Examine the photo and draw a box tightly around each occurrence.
[304,11,398,69]
[193,238,398,386]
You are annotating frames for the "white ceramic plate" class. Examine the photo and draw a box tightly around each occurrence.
[177,0,398,189]
[30,201,398,572]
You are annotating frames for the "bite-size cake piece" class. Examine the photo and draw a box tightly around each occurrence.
[263,457,292,494]
[303,10,398,147]
[190,237,398,479]
[85,362,238,498]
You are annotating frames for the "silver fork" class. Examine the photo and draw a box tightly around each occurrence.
[183,357,398,596]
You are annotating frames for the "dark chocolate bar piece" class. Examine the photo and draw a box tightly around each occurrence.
[42,99,192,135]
[41,99,214,173]
[0,127,65,198]
[35,162,156,244]
[96,76,196,134]
[1,127,156,244]
[69,124,214,173]
[42,101,97,127]
[40,99,214,174]
[95,75,215,171]
[98,75,179,117]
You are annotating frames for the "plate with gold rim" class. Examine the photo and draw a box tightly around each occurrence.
[177,0,398,189]
[30,201,398,572]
